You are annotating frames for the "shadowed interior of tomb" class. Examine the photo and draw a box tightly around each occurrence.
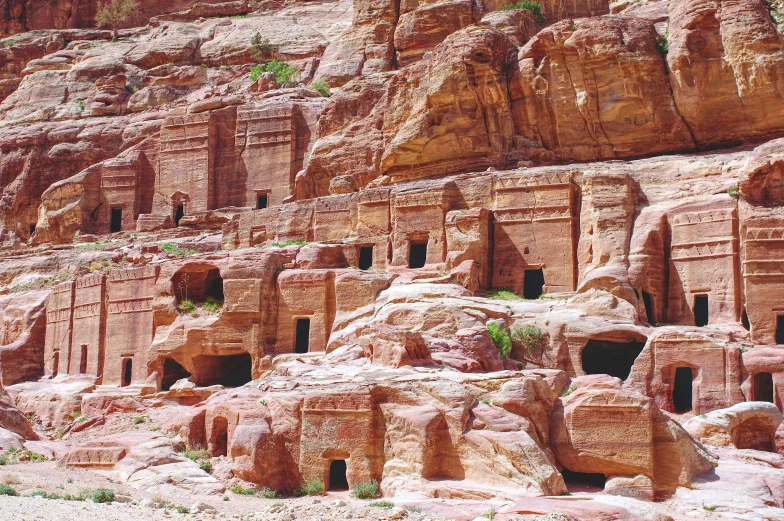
[694,295,709,327]
[172,266,224,306]
[581,340,646,380]
[777,316,784,344]
[409,241,427,269]
[296,318,311,354]
[175,204,184,226]
[110,207,122,233]
[211,416,229,457]
[161,357,192,391]
[561,468,607,490]
[673,367,693,413]
[642,291,654,323]
[122,358,132,386]
[257,194,268,209]
[742,308,751,330]
[359,246,373,270]
[524,268,545,299]
[753,372,774,403]
[191,353,251,387]
[329,460,349,490]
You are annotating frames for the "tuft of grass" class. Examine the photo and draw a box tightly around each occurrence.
[177,506,189,513]
[258,487,277,499]
[485,289,523,301]
[487,322,512,358]
[0,484,18,496]
[30,491,61,499]
[160,243,197,258]
[132,416,145,425]
[182,446,211,461]
[511,324,544,354]
[352,479,380,499]
[177,299,196,313]
[199,460,212,473]
[498,1,544,23]
[230,485,256,496]
[311,80,330,97]
[91,488,115,503]
[269,239,309,248]
[484,508,497,520]
[202,297,222,313]
[369,500,394,509]
[294,478,325,496]
[728,185,740,199]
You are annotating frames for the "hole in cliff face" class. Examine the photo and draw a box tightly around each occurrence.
[694,295,709,327]
[257,194,268,210]
[409,241,427,269]
[161,357,192,391]
[359,247,373,270]
[753,372,774,403]
[110,207,122,233]
[122,358,133,387]
[642,291,654,324]
[673,367,693,413]
[175,204,184,226]
[211,416,229,457]
[29,224,36,236]
[777,316,784,344]
[192,353,252,387]
[296,318,311,354]
[581,340,645,380]
[172,266,223,307]
[560,469,606,491]
[329,460,349,490]
[523,269,545,299]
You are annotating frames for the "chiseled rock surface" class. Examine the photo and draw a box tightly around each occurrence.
[684,401,784,451]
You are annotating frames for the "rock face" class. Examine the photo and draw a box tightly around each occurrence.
[0,0,784,515]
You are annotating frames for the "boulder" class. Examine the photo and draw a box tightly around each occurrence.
[684,402,784,451]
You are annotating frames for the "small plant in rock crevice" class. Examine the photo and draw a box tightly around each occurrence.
[311,80,331,97]
[487,322,512,358]
[655,29,669,55]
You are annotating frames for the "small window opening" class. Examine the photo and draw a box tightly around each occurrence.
[358,247,373,270]
[753,372,774,403]
[523,269,545,299]
[642,291,654,324]
[110,208,123,233]
[122,358,132,387]
[257,194,268,210]
[777,316,784,345]
[329,460,349,490]
[79,344,88,374]
[673,367,693,413]
[175,204,184,226]
[296,318,311,354]
[694,295,709,327]
[408,241,428,269]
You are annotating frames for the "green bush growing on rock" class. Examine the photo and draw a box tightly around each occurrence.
[498,1,543,23]
[311,80,331,97]
[511,324,544,355]
[487,322,512,358]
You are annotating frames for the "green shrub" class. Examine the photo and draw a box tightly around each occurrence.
[311,80,331,97]
[202,298,222,313]
[407,506,422,513]
[30,491,61,499]
[511,324,544,354]
[487,322,512,358]
[250,63,265,82]
[177,506,189,513]
[0,484,17,496]
[132,416,145,425]
[258,487,278,499]
[269,240,309,248]
[294,478,325,496]
[178,299,196,313]
[498,1,543,23]
[182,447,211,461]
[655,29,669,55]
[199,460,212,473]
[264,60,301,87]
[369,500,394,509]
[485,289,523,301]
[91,488,115,503]
[230,485,256,496]
[728,185,740,199]
[161,243,197,258]
[250,32,274,61]
[352,479,380,499]
[3,39,16,48]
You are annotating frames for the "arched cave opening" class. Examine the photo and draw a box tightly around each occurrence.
[408,241,427,269]
[329,460,349,490]
[560,468,606,490]
[581,340,646,380]
[172,266,224,309]
[211,416,229,457]
[161,357,192,391]
[673,367,693,413]
[753,372,774,403]
[192,353,252,387]
[694,295,709,327]
[523,269,545,299]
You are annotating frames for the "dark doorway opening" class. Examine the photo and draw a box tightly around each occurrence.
[208,273,224,301]
[777,316,784,345]
[560,469,606,490]
[122,358,132,387]
[742,308,751,331]
[175,204,184,226]
[408,241,427,269]
[211,416,229,457]
[753,372,774,403]
[52,352,59,378]
[257,194,268,210]
[161,357,192,391]
[581,340,646,380]
[694,295,709,327]
[29,224,36,235]
[673,367,693,413]
[192,353,252,387]
[358,247,373,270]
[296,318,311,354]
[642,291,654,324]
[79,344,88,374]
[110,207,122,233]
[523,269,545,299]
[329,460,349,490]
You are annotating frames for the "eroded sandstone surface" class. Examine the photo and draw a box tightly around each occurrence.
[0,0,783,519]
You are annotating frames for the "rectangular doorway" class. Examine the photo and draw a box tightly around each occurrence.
[358,247,373,270]
[257,194,268,209]
[110,208,122,233]
[295,318,311,354]
[694,295,709,327]
[408,241,427,269]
